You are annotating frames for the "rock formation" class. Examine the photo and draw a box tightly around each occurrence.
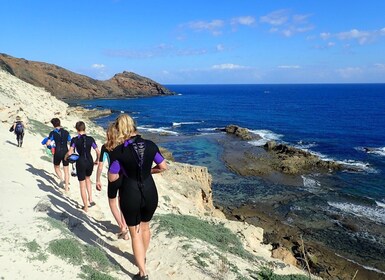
[0,53,173,100]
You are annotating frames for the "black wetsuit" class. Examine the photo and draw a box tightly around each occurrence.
[99,144,123,199]
[115,136,164,226]
[49,128,70,166]
[70,134,97,181]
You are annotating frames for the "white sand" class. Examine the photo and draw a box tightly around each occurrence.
[0,70,311,279]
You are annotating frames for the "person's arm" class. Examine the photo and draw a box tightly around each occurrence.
[96,161,104,191]
[151,151,167,174]
[64,146,74,161]
[151,160,167,174]
[108,160,120,182]
[94,147,100,165]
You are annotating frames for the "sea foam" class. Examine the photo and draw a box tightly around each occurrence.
[328,201,385,224]
[248,129,283,146]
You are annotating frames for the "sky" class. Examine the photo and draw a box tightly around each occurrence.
[1,0,385,84]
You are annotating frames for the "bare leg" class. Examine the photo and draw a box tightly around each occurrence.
[141,222,151,254]
[85,176,93,204]
[79,180,88,212]
[129,223,147,277]
[54,165,63,182]
[63,165,70,192]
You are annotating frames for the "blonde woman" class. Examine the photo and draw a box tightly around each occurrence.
[96,122,128,239]
[112,114,167,280]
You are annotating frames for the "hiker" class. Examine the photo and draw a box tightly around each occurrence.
[45,118,72,192]
[65,121,100,212]
[96,122,128,240]
[111,114,167,280]
[9,116,25,147]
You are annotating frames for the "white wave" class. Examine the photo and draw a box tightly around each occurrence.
[301,175,322,193]
[376,200,385,208]
[172,121,202,127]
[335,253,385,275]
[198,127,221,132]
[294,141,317,150]
[337,159,377,173]
[328,201,385,224]
[248,129,283,146]
[361,146,385,157]
[139,126,179,135]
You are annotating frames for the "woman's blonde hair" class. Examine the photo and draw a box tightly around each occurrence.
[113,114,137,147]
[105,122,119,151]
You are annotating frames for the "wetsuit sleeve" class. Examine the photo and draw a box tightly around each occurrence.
[70,137,76,148]
[48,131,54,141]
[99,145,106,163]
[153,144,165,164]
[90,137,97,149]
[154,152,164,164]
[109,160,121,174]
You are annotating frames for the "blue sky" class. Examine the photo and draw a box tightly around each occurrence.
[1,0,385,84]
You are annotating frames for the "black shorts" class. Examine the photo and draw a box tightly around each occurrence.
[53,151,69,166]
[76,159,94,181]
[107,175,122,199]
[119,177,158,226]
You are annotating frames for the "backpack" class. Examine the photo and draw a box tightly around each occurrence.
[15,121,24,134]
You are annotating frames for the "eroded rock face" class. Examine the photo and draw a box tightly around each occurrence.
[0,53,174,100]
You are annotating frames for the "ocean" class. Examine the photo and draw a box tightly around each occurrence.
[74,84,385,273]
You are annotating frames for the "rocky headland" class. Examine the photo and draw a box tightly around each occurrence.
[0,53,173,100]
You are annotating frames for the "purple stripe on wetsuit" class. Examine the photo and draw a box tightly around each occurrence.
[154,152,164,164]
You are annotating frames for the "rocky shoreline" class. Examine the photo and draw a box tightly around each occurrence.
[217,125,385,280]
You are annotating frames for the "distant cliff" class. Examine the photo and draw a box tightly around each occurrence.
[0,53,173,100]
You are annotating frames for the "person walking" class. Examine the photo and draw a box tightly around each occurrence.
[111,114,167,280]
[96,122,128,240]
[65,121,100,212]
[45,118,71,192]
[10,116,25,147]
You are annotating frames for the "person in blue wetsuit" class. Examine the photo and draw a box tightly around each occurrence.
[65,121,100,212]
[111,114,167,280]
[45,118,71,192]
[96,122,128,240]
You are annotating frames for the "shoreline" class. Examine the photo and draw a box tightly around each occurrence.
[1,69,312,279]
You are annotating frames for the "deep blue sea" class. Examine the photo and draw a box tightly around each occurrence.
[75,84,385,271]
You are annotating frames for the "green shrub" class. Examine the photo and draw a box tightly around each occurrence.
[79,265,117,280]
[154,214,254,260]
[48,238,83,265]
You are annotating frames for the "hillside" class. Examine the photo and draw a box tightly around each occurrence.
[0,53,173,100]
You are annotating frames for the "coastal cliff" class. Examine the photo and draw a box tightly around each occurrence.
[0,69,311,279]
[0,53,173,100]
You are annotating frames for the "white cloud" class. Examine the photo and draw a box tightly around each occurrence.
[260,9,289,26]
[91,64,105,69]
[212,63,247,70]
[216,44,225,51]
[321,27,385,45]
[374,63,385,70]
[260,9,314,37]
[186,19,224,35]
[231,16,255,26]
[278,65,300,69]
[336,67,362,78]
